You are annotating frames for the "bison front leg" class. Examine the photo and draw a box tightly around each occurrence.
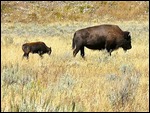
[106,48,113,56]
[38,52,44,59]
[39,53,43,58]
[105,41,114,56]
[22,53,29,59]
[39,54,43,59]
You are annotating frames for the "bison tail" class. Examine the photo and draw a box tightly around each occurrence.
[72,39,75,50]
[72,33,76,50]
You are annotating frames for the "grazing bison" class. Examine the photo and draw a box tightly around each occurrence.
[22,41,52,59]
[72,24,132,58]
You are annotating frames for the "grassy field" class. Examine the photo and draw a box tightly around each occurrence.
[1,21,149,112]
[1,1,149,112]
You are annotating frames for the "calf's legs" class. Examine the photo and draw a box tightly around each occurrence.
[22,53,29,59]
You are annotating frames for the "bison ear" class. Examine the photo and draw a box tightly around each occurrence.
[124,31,131,40]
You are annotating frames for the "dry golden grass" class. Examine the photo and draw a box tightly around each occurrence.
[1,20,149,112]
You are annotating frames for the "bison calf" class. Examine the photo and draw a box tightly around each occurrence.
[72,24,132,58]
[22,41,52,59]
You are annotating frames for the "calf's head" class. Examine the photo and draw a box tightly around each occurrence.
[47,47,52,55]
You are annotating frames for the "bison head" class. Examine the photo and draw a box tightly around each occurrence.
[122,31,132,51]
[48,47,52,55]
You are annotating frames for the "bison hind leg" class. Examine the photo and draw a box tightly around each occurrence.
[73,47,80,57]
[80,46,85,58]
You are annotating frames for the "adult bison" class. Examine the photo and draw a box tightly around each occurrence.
[72,24,132,58]
[22,41,52,59]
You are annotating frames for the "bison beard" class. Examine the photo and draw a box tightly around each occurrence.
[72,24,132,58]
